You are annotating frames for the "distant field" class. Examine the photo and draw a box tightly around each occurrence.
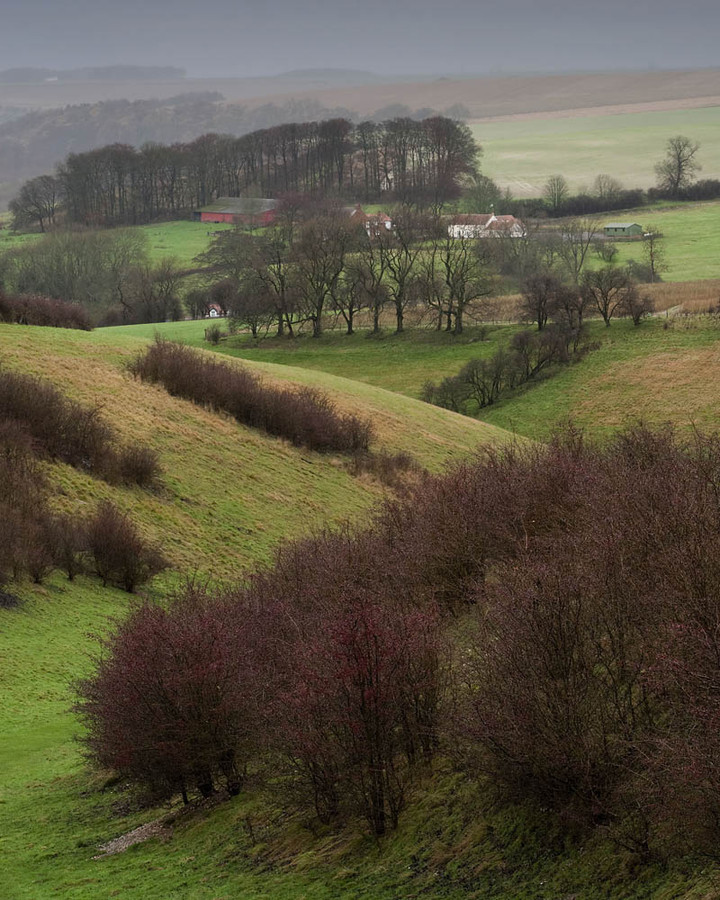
[476,105,720,196]
[611,201,720,281]
[139,220,233,264]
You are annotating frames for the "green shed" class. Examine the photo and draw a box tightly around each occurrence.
[603,222,644,237]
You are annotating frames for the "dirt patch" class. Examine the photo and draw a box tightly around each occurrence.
[93,820,171,859]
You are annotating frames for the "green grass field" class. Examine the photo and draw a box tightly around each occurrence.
[0,323,518,898]
[475,105,720,197]
[138,220,234,264]
[9,106,720,218]
[607,200,720,281]
[135,313,720,443]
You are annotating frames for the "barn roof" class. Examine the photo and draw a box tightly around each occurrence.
[604,222,642,229]
[199,197,279,214]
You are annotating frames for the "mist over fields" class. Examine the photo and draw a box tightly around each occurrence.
[1,0,719,77]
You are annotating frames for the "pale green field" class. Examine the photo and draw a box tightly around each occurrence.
[475,106,720,197]
[613,200,720,281]
[138,220,233,264]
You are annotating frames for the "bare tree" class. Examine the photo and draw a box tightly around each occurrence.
[9,175,61,233]
[520,270,564,331]
[543,174,569,212]
[654,136,701,197]
[294,213,353,337]
[581,267,637,327]
[378,208,428,333]
[559,218,600,285]
[642,229,669,283]
[592,173,623,202]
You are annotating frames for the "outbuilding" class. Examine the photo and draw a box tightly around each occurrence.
[193,198,279,226]
[603,222,644,237]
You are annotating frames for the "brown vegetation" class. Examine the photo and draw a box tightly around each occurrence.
[76,425,720,855]
[130,339,373,455]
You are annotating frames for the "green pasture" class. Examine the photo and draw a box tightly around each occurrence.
[476,105,720,197]
[138,220,233,265]
[608,200,720,281]
[137,313,720,443]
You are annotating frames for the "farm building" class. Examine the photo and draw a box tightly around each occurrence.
[603,222,644,237]
[448,213,525,239]
[347,204,393,236]
[193,198,279,226]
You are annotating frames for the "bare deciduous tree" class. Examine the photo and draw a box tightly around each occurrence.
[654,135,701,196]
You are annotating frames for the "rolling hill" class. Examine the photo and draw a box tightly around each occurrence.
[0,322,518,898]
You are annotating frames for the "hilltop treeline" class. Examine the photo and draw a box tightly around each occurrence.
[77,425,720,855]
[0,93,357,187]
[10,115,478,228]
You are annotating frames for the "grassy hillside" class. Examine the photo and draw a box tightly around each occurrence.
[133,313,720,443]
[609,200,720,281]
[4,322,720,897]
[476,105,720,196]
[0,323,521,898]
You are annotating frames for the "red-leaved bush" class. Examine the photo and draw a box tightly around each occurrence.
[75,425,720,850]
[0,290,93,330]
[75,587,264,803]
[129,339,372,454]
[0,367,160,488]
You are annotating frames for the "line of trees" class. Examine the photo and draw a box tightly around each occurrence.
[0,229,184,325]
[75,425,720,856]
[129,339,372,455]
[10,116,478,230]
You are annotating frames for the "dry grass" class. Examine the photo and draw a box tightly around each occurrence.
[645,279,720,314]
[577,342,720,430]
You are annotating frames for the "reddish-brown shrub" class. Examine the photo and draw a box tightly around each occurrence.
[0,368,159,488]
[75,586,265,803]
[0,290,92,330]
[85,501,168,593]
[130,339,372,454]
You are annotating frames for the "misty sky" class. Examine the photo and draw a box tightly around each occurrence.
[0,0,718,78]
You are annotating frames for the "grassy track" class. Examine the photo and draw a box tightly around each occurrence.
[476,105,720,196]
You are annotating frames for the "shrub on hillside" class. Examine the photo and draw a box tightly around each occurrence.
[75,586,264,803]
[0,368,160,488]
[85,501,168,593]
[130,339,372,455]
[0,290,93,330]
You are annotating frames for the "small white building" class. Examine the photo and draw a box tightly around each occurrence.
[448,213,525,239]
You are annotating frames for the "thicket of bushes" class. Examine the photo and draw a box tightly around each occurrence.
[0,290,92,330]
[76,426,720,856]
[130,339,372,455]
[0,419,167,591]
[0,367,160,487]
[422,324,596,414]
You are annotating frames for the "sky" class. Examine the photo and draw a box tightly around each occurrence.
[0,0,719,78]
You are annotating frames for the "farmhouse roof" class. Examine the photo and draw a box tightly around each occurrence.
[199,197,279,214]
[604,222,642,228]
[450,214,494,226]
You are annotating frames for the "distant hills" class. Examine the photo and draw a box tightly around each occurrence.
[0,66,186,84]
